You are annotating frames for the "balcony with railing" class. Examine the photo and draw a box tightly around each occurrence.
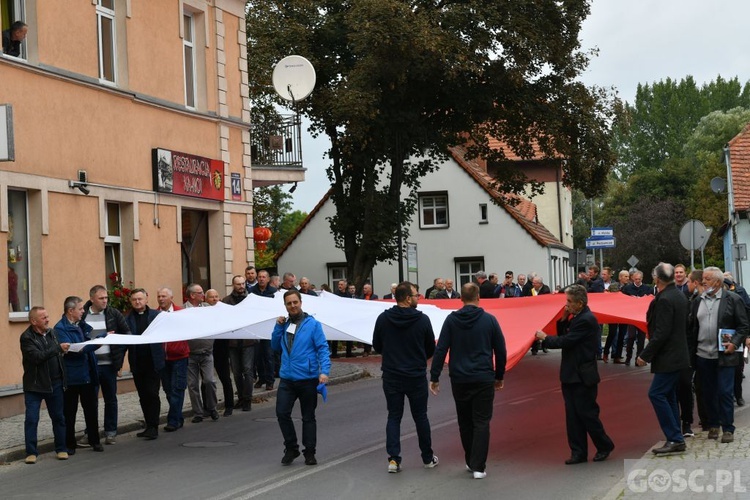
[250,113,306,187]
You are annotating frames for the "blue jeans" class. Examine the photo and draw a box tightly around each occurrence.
[696,357,736,433]
[276,378,318,452]
[382,375,433,464]
[161,358,188,428]
[648,371,683,442]
[97,364,118,436]
[255,340,275,385]
[25,382,66,456]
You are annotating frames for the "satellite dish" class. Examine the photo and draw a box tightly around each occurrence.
[711,177,726,194]
[272,55,316,102]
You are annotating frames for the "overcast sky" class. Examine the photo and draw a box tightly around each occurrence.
[288,0,750,212]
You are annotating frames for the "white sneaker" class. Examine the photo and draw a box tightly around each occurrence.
[388,460,401,473]
[105,435,117,445]
[465,464,473,472]
[473,471,487,479]
[424,455,439,468]
[77,435,90,448]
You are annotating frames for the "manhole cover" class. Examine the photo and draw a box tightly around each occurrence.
[182,441,237,448]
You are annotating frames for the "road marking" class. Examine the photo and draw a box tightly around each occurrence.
[207,418,458,500]
[508,397,535,405]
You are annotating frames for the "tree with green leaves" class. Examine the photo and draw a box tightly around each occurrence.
[583,76,750,272]
[248,0,616,289]
[253,186,307,268]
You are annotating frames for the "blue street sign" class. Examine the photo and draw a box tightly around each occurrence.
[586,236,616,249]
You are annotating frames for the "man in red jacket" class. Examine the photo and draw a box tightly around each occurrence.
[157,287,189,432]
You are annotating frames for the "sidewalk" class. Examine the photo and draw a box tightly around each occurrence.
[602,426,750,499]
[0,358,369,464]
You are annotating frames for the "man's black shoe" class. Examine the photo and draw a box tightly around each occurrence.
[737,398,745,406]
[652,441,686,454]
[565,456,587,465]
[593,450,611,462]
[223,407,233,417]
[191,416,204,424]
[92,444,104,452]
[164,425,178,432]
[281,449,300,466]
[137,427,158,440]
[304,453,317,465]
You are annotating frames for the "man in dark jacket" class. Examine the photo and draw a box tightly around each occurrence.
[20,306,70,463]
[81,284,130,445]
[637,263,690,454]
[475,271,496,299]
[250,270,278,391]
[2,21,27,57]
[430,283,506,479]
[687,267,749,444]
[373,282,438,473]
[55,296,104,454]
[536,285,614,464]
[125,289,163,439]
[622,270,654,365]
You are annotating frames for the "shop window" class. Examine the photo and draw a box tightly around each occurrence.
[96,0,116,83]
[7,189,30,314]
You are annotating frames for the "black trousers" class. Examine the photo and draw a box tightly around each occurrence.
[451,381,495,473]
[133,369,162,430]
[213,340,234,410]
[625,327,646,362]
[677,367,695,425]
[561,382,614,459]
[64,383,101,450]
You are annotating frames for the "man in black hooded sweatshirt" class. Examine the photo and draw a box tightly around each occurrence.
[373,281,438,474]
[430,282,506,479]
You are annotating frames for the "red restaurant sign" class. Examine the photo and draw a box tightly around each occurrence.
[152,148,224,201]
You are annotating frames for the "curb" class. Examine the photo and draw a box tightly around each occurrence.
[0,366,366,465]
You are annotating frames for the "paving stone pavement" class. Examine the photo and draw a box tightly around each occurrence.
[602,426,750,499]
[0,359,369,464]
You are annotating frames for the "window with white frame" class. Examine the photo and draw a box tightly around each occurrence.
[455,259,484,287]
[183,12,196,108]
[419,192,448,229]
[7,189,30,313]
[1,0,27,59]
[96,0,116,83]
[104,202,122,280]
[327,265,347,290]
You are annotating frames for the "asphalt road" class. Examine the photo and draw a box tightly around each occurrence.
[0,352,700,499]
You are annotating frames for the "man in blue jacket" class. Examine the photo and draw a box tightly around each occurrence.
[55,296,104,454]
[430,282,506,479]
[272,289,330,466]
[373,281,438,474]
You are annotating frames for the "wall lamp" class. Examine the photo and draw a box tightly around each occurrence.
[289,181,298,193]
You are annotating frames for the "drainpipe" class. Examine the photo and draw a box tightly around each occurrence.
[724,144,740,284]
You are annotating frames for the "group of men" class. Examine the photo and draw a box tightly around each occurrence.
[19,270,330,465]
[638,264,749,454]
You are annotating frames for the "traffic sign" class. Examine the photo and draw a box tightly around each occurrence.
[591,227,614,237]
[586,237,616,249]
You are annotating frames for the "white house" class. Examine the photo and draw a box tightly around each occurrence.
[276,145,575,296]
[724,123,750,285]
